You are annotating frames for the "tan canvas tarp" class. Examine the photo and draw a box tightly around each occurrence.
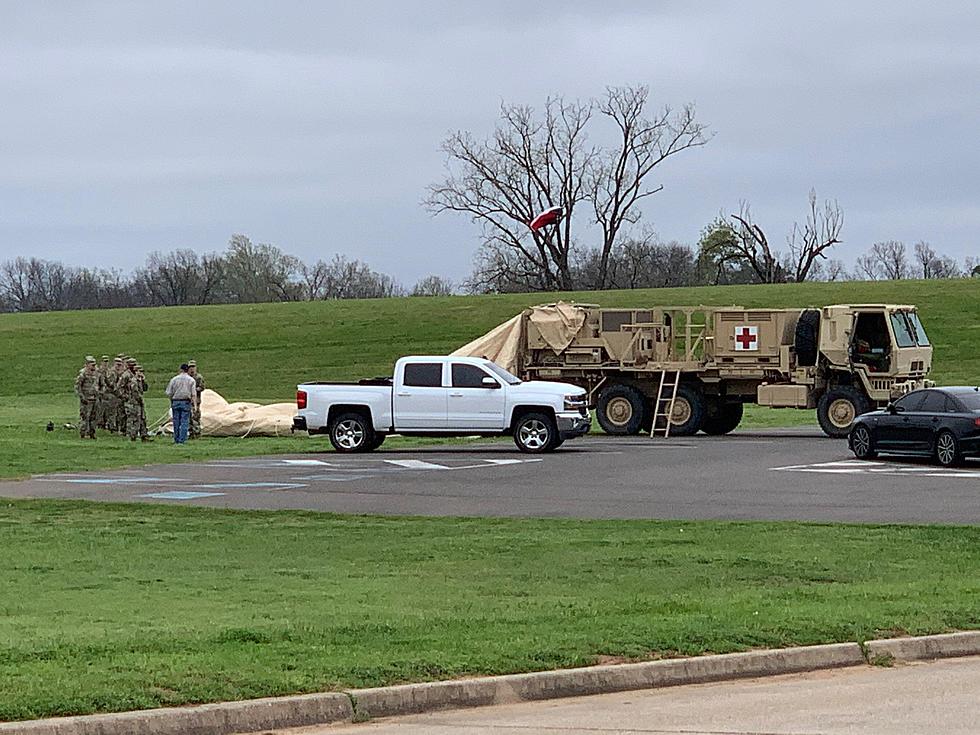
[159,389,296,437]
[452,302,587,374]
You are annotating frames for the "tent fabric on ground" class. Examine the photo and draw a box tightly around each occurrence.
[159,389,296,437]
[451,302,588,375]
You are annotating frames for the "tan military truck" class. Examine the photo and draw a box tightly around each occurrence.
[452,302,933,438]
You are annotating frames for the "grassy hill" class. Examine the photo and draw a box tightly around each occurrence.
[0,279,976,476]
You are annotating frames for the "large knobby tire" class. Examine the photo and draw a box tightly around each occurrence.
[849,424,877,460]
[513,412,559,454]
[701,401,744,435]
[934,430,962,467]
[596,384,647,436]
[817,386,871,438]
[665,384,706,436]
[328,411,376,453]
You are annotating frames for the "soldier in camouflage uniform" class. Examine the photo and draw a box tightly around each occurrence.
[74,356,104,439]
[96,355,111,429]
[103,357,123,432]
[113,354,129,433]
[116,358,143,441]
[135,364,151,441]
[187,360,206,438]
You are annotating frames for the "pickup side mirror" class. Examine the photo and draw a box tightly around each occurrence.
[481,376,501,389]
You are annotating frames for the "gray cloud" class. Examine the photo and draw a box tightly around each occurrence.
[1,1,977,281]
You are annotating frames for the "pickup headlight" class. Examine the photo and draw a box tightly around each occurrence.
[564,394,587,411]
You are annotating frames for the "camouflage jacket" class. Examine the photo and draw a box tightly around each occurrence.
[116,370,139,403]
[193,373,205,396]
[75,369,104,400]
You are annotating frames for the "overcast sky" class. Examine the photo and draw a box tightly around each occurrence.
[2,1,978,284]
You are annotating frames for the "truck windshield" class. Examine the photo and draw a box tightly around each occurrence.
[889,312,916,348]
[484,361,522,385]
[906,312,930,346]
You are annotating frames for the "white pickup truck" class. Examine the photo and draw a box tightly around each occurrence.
[293,355,591,453]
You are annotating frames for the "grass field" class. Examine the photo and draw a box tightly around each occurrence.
[1,499,977,721]
[0,279,976,477]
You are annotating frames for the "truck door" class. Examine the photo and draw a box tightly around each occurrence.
[449,362,506,430]
[394,361,448,430]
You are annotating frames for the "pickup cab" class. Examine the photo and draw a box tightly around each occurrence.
[293,356,591,453]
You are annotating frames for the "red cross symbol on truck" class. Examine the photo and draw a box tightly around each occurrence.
[735,326,758,351]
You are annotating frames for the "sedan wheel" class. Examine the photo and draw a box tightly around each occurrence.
[935,430,961,467]
[850,425,876,460]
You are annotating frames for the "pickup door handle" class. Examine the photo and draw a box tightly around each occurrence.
[449,392,463,397]
[396,392,410,397]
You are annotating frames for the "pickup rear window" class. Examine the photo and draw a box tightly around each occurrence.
[403,363,443,387]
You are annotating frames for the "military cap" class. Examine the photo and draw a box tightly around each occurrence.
[135,364,143,370]
[113,357,123,364]
[187,360,197,367]
[116,353,125,359]
[101,355,110,360]
[126,358,137,366]
[85,355,96,364]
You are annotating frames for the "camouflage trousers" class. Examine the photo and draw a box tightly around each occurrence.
[78,398,97,438]
[115,399,128,435]
[190,402,202,438]
[125,400,147,440]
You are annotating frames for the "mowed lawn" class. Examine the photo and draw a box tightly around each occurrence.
[1,499,978,721]
[0,279,977,478]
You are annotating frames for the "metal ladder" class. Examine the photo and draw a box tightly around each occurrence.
[650,370,681,437]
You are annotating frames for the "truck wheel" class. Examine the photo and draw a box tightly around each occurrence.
[328,412,376,453]
[701,401,743,435]
[817,386,871,438]
[596,384,647,435]
[513,412,559,454]
[665,384,705,436]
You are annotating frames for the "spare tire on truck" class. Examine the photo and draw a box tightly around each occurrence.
[817,385,871,438]
[794,309,820,367]
[596,384,648,435]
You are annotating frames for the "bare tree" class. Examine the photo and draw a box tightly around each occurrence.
[428,85,707,292]
[299,260,331,300]
[590,87,708,288]
[785,190,843,282]
[411,275,455,296]
[224,234,302,302]
[698,205,783,284]
[869,241,909,280]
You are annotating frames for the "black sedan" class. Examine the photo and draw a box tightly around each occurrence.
[848,386,980,467]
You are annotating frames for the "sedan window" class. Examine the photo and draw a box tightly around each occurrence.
[917,391,946,413]
[894,391,926,411]
[955,392,980,411]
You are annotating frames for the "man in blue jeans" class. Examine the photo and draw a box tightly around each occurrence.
[165,363,197,444]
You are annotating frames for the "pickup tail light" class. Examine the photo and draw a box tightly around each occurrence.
[296,390,307,410]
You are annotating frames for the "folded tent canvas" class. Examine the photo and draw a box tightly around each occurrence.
[160,389,296,437]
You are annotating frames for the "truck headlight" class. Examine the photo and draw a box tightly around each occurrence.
[564,394,587,411]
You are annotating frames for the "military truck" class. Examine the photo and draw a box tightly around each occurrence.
[452,302,933,438]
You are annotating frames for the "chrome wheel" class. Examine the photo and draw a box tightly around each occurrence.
[936,432,957,466]
[334,419,365,450]
[518,419,550,450]
[851,426,872,458]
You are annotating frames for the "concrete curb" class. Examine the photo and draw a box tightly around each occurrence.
[0,692,353,735]
[2,633,978,734]
[864,630,980,663]
[348,642,864,720]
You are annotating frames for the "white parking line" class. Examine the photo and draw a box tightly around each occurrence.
[384,459,451,470]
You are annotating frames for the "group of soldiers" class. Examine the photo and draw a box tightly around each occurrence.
[74,355,206,441]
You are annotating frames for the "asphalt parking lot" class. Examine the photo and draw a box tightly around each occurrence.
[3,429,977,523]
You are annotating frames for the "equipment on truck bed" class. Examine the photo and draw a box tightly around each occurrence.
[452,302,934,438]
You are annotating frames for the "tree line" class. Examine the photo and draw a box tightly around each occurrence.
[0,235,454,313]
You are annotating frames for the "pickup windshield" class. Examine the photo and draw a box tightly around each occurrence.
[484,361,522,385]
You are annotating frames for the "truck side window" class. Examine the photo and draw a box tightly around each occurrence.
[403,363,443,387]
[452,363,491,388]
